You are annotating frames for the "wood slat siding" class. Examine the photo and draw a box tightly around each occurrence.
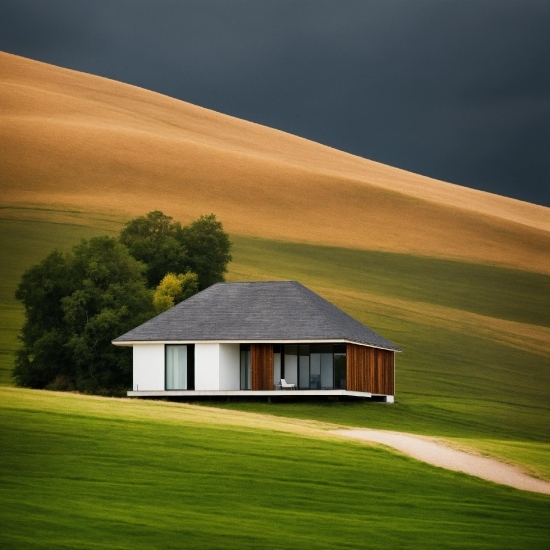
[346,344,394,395]
[251,344,274,391]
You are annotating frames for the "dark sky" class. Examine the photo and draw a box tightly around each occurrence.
[1,1,549,205]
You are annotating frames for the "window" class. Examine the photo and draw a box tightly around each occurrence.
[309,345,332,389]
[240,344,251,390]
[334,352,346,389]
[298,345,310,389]
[283,345,298,386]
[166,345,187,390]
[165,345,194,390]
[278,343,346,390]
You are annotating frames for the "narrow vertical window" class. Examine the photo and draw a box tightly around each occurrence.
[320,353,333,389]
[334,344,346,389]
[166,345,187,390]
[298,345,310,389]
[310,352,322,389]
[273,344,282,386]
[283,345,298,386]
[240,344,251,390]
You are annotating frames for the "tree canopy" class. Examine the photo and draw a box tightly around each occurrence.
[119,211,187,288]
[14,237,154,393]
[119,211,231,290]
[178,214,232,290]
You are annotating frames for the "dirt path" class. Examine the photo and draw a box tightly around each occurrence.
[331,429,550,494]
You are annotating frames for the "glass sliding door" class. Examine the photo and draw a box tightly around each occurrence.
[275,342,347,390]
[334,344,346,389]
[240,345,251,389]
[283,345,298,386]
[298,345,310,389]
[310,344,336,389]
[310,352,321,389]
[320,353,333,389]
[166,345,187,390]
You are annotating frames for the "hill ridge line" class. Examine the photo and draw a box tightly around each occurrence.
[1,51,548,273]
[2,51,547,226]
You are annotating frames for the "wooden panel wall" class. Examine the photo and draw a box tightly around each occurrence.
[373,347,394,395]
[346,344,394,395]
[346,344,368,393]
[251,344,274,391]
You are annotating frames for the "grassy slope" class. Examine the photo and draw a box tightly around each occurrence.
[0,209,548,478]
[0,387,548,550]
[220,235,550,477]
[1,53,549,545]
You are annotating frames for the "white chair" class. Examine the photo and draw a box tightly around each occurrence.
[280,378,296,390]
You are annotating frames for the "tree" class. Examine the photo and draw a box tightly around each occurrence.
[153,272,199,314]
[14,250,77,388]
[14,211,231,394]
[120,211,232,290]
[178,214,232,290]
[13,236,153,392]
[119,211,187,288]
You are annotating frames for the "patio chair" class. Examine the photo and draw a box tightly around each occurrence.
[280,378,296,390]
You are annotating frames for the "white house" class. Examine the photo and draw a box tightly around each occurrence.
[112,281,401,401]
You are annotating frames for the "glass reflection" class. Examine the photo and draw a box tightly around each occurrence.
[276,343,347,390]
[166,345,187,390]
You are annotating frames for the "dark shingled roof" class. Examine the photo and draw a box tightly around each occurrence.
[114,281,401,351]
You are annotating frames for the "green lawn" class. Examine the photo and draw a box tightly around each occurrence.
[0,388,548,550]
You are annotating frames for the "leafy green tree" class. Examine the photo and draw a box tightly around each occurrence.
[13,237,153,392]
[120,211,231,290]
[153,272,199,314]
[14,250,76,388]
[119,211,187,288]
[178,214,232,290]
[14,211,230,394]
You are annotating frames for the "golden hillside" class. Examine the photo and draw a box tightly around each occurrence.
[1,51,548,272]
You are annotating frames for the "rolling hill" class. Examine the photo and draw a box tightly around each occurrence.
[0,50,549,547]
[1,51,548,273]
[1,50,548,431]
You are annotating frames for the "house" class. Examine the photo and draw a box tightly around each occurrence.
[113,281,401,401]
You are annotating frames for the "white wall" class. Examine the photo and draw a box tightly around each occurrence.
[133,344,165,391]
[132,342,262,392]
[219,344,240,390]
[195,343,220,390]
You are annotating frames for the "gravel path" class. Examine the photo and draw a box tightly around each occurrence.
[331,429,550,494]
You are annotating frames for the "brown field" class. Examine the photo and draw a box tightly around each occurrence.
[1,51,549,272]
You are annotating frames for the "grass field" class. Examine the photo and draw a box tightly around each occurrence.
[1,387,548,550]
[225,235,550,430]
[0,208,548,480]
[228,236,550,327]
[1,52,549,547]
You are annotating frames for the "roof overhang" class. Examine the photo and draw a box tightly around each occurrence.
[112,338,402,352]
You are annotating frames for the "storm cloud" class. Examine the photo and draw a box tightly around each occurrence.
[1,0,548,205]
